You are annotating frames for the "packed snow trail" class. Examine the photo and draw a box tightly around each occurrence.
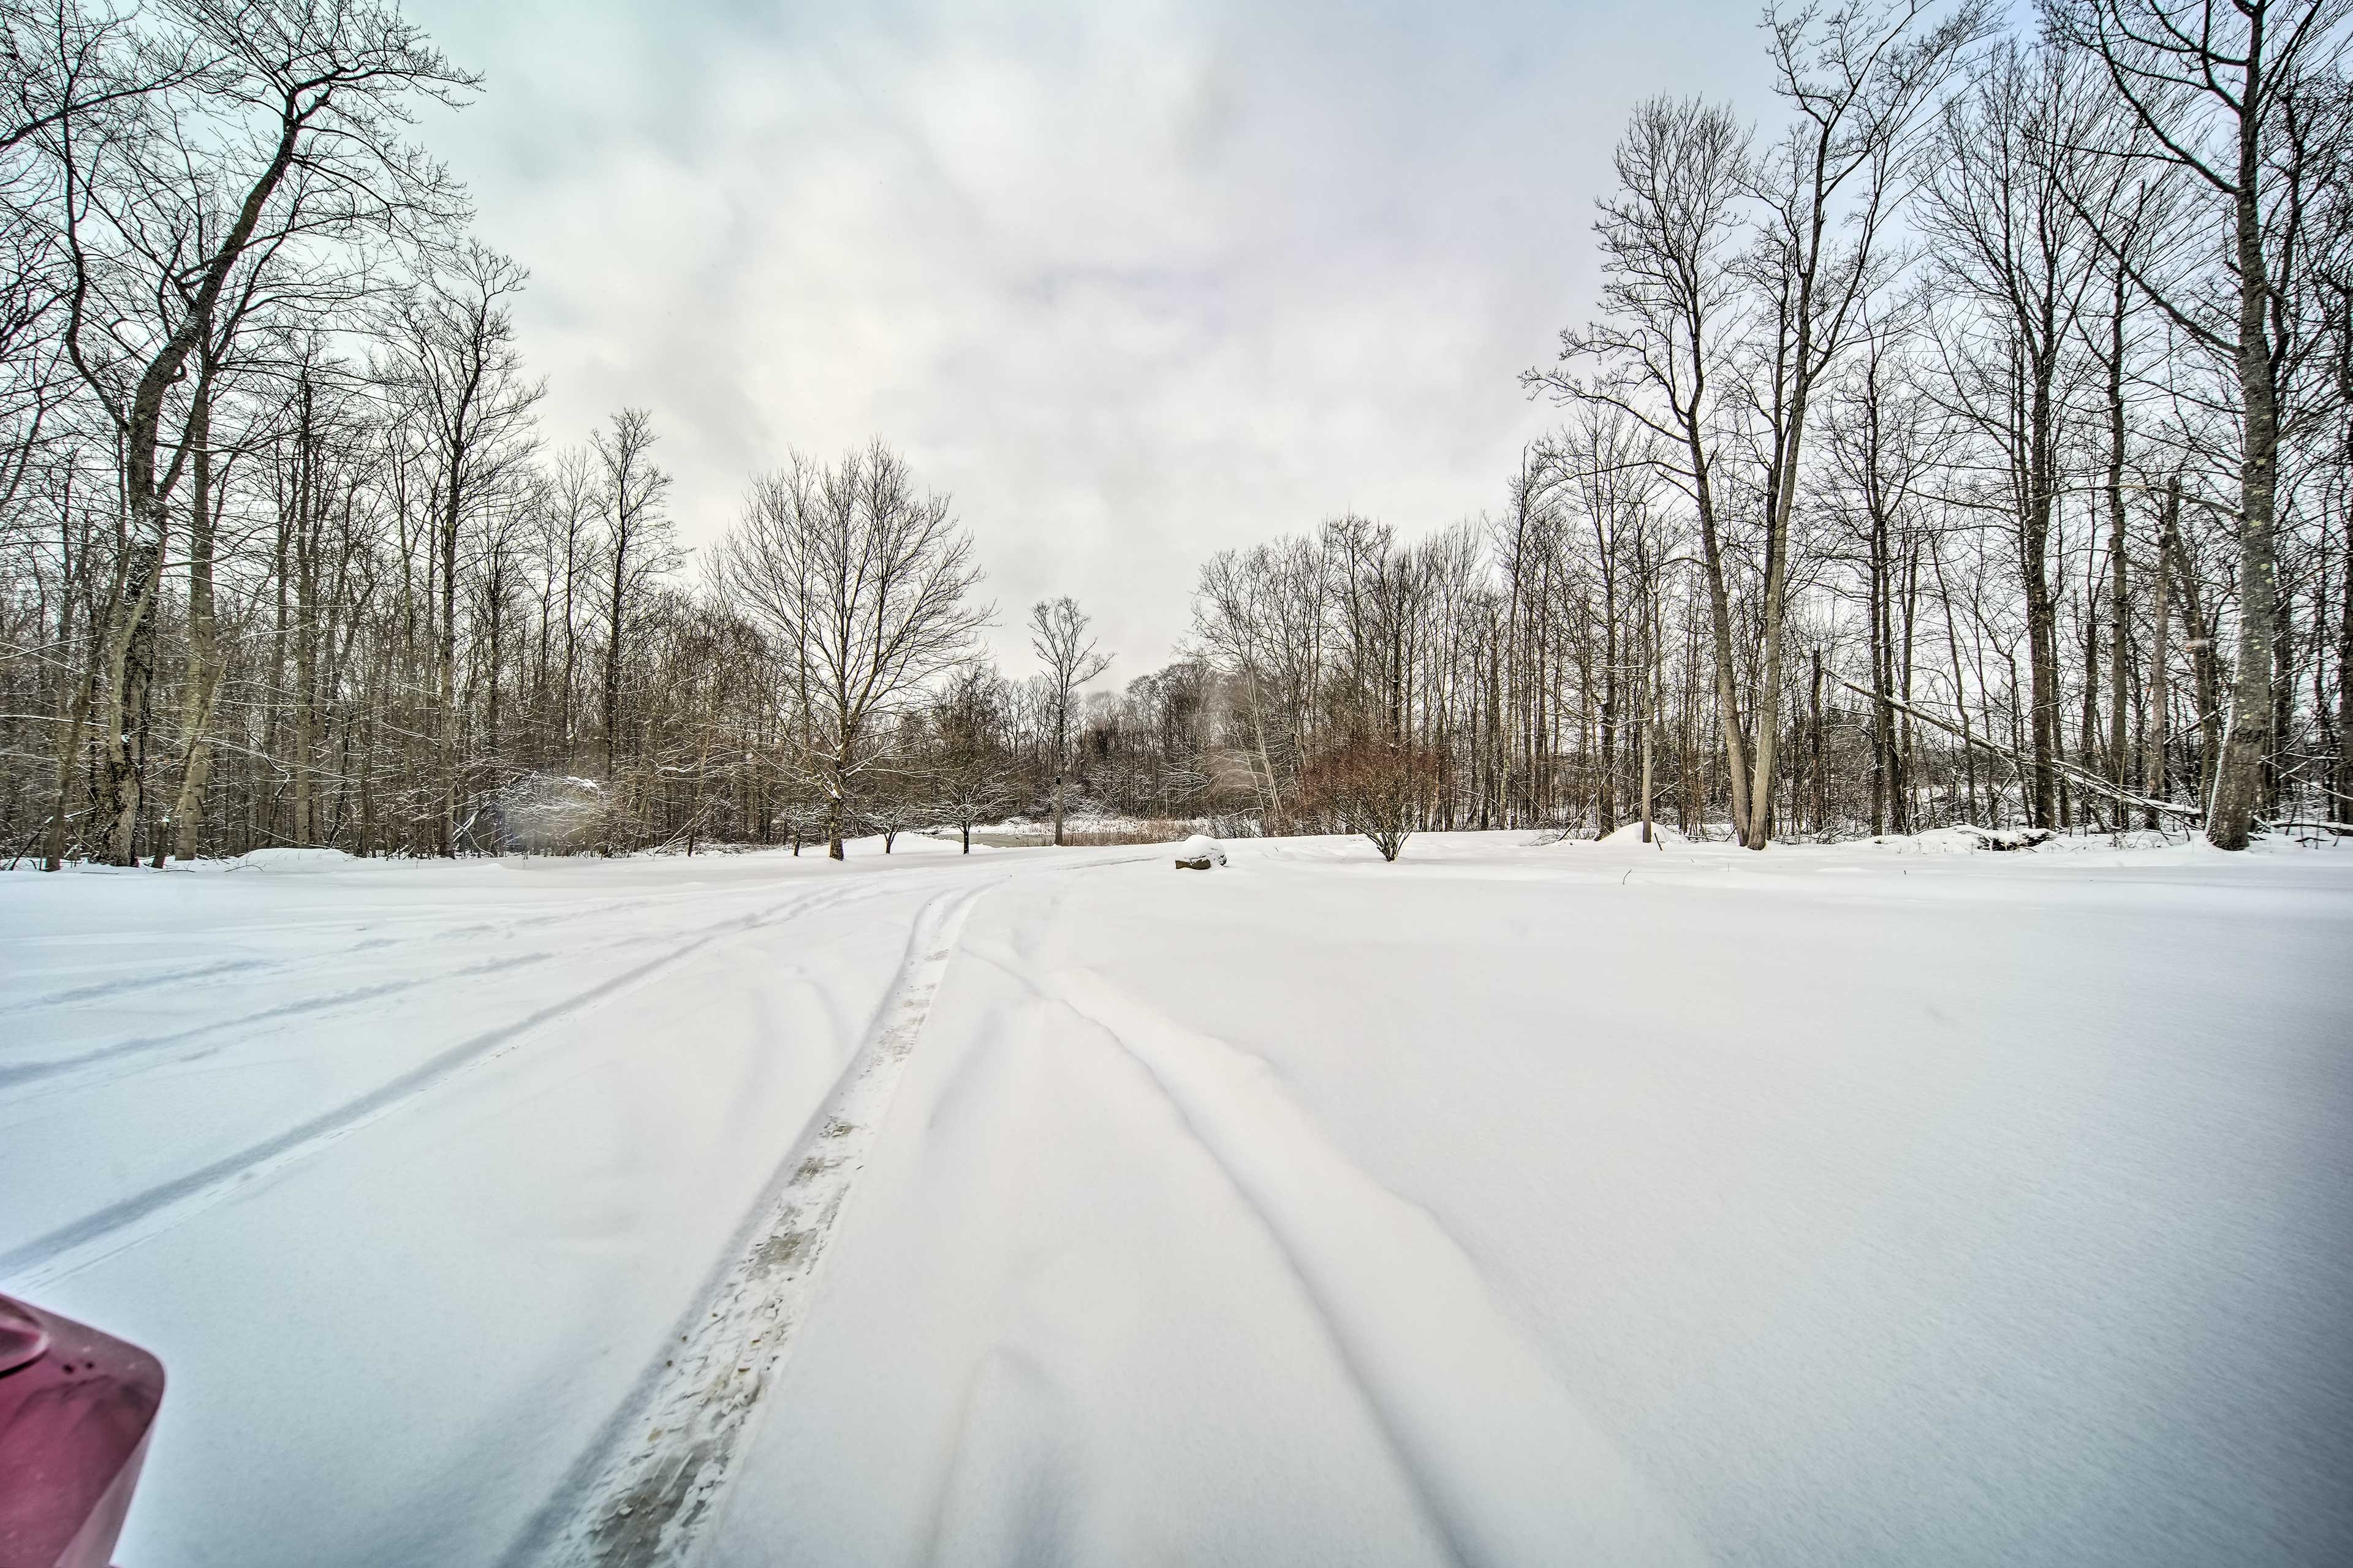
[0,842,1102,1567]
[520,884,993,1567]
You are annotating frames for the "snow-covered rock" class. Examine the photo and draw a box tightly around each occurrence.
[1173,834,1226,869]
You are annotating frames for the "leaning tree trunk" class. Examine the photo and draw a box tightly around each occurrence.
[89,109,304,863]
[1745,397,1809,850]
[167,392,223,864]
[1686,425,1752,844]
[94,515,168,865]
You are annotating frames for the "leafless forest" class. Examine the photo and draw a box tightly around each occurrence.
[4,0,2350,866]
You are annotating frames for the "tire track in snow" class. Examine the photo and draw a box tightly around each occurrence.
[0,947,567,1095]
[513,882,990,1568]
[16,955,278,1010]
[1,890,843,1098]
[1035,967,1708,1568]
[6,884,738,1015]
[0,881,887,1293]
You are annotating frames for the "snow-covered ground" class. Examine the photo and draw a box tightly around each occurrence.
[5,831,2349,1566]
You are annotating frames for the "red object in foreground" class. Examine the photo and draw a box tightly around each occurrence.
[0,1293,164,1568]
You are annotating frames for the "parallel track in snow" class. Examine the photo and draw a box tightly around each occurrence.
[514,882,991,1568]
[0,879,889,1292]
[6,885,697,1010]
[3,882,875,1096]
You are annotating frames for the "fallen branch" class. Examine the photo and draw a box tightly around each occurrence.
[1826,672,2202,824]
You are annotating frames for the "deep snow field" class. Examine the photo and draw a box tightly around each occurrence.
[4,829,2350,1566]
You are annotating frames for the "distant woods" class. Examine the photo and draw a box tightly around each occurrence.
[3,0,2350,866]
[1196,0,2353,850]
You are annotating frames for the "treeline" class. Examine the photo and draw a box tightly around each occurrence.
[1082,0,2353,849]
[0,1,1006,864]
[4,0,2350,869]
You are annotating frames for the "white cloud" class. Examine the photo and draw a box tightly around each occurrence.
[405,0,1770,677]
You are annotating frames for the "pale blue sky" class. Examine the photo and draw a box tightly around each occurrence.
[403,0,1777,673]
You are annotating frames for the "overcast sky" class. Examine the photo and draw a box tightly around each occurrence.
[401,0,1776,681]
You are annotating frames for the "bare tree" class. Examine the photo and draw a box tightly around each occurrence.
[1536,96,1759,840]
[1735,0,1987,847]
[716,441,988,858]
[2047,0,2352,845]
[1028,594,1112,846]
[30,0,472,862]
[592,406,673,791]
[1915,42,2105,825]
[928,662,1020,852]
[392,243,540,852]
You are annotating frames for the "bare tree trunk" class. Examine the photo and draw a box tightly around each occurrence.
[78,91,321,863]
[440,447,461,856]
[44,627,100,870]
[43,481,100,870]
[168,384,222,863]
[2105,271,2132,814]
[1052,707,1066,847]
[295,414,321,848]
[1642,582,1663,844]
[1747,398,1803,850]
[2204,31,2284,849]
[1692,445,1753,843]
[2146,479,2177,827]
[1597,553,1618,835]
[2023,344,2063,829]
[94,440,167,865]
[2338,485,2353,825]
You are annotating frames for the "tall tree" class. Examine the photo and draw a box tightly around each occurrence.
[716,441,987,858]
[1029,594,1112,846]
[32,0,471,862]
[2048,0,2352,845]
[392,243,539,852]
[592,406,672,788]
[1536,96,1760,841]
